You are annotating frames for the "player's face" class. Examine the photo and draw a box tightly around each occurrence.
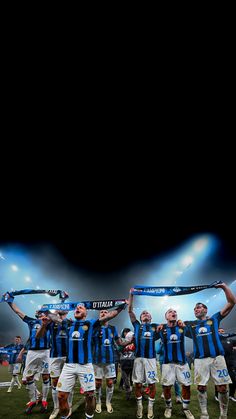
[166,309,177,321]
[194,304,207,319]
[99,310,108,320]
[56,310,68,320]
[140,310,152,323]
[14,337,21,344]
[74,304,87,319]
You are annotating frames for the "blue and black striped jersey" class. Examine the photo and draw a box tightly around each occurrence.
[132,320,158,359]
[67,319,100,364]
[48,320,70,358]
[23,316,51,350]
[92,324,119,364]
[4,344,24,364]
[185,312,225,359]
[158,325,186,364]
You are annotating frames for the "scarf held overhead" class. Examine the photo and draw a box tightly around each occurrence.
[40,299,127,311]
[131,281,222,296]
[0,289,69,303]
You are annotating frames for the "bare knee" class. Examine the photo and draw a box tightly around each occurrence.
[106,378,114,388]
[163,385,172,399]
[182,385,191,399]
[96,379,102,389]
[217,385,227,393]
[148,383,156,399]
[58,391,69,403]
[135,383,143,398]
[198,385,207,392]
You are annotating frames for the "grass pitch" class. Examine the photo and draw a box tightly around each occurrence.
[0,365,235,418]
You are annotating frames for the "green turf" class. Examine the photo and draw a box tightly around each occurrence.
[0,365,235,418]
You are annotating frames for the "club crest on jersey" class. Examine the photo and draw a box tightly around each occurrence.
[104,339,111,346]
[178,328,183,333]
[82,325,88,331]
[207,320,213,325]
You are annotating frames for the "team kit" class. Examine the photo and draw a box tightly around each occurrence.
[0,281,235,419]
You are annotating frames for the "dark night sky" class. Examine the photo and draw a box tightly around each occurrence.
[1,211,236,273]
[0,181,236,346]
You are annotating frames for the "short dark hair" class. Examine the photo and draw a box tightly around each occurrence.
[195,302,208,310]
[15,336,21,339]
[139,311,151,321]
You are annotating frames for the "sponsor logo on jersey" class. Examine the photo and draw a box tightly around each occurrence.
[143,331,151,338]
[104,339,111,346]
[198,327,208,334]
[170,334,178,341]
[59,330,67,336]
[72,331,80,339]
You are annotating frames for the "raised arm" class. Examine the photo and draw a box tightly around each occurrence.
[100,301,128,323]
[7,301,26,320]
[128,288,136,323]
[214,282,236,317]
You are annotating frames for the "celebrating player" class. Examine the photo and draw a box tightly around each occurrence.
[128,288,159,419]
[185,282,236,419]
[157,308,194,419]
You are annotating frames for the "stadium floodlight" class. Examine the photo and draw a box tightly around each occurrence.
[11,264,19,271]
[181,255,194,269]
[193,237,209,253]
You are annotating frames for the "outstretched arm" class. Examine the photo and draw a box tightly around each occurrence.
[100,301,128,323]
[128,288,136,323]
[215,282,236,317]
[7,301,26,320]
